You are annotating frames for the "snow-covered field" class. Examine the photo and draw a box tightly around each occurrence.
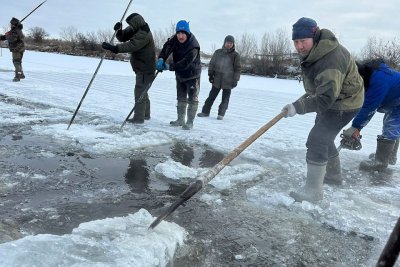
[0,51,399,266]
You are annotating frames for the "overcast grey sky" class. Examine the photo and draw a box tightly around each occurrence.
[2,0,399,54]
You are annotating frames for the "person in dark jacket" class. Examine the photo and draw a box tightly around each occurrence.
[342,59,400,172]
[197,35,241,120]
[0,17,25,82]
[282,17,364,203]
[156,20,201,130]
[102,13,156,124]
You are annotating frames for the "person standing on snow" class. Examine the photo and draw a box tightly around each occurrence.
[156,20,201,130]
[102,13,156,124]
[0,17,25,82]
[281,17,364,203]
[197,35,241,120]
[342,58,400,173]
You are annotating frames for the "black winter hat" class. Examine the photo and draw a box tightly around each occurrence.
[292,17,318,40]
[224,35,235,44]
[10,17,20,26]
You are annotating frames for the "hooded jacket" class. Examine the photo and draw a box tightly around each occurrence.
[293,29,364,114]
[352,62,400,130]
[0,23,25,53]
[158,33,201,82]
[208,40,241,89]
[115,14,156,74]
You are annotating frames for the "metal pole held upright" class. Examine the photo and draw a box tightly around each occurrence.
[67,0,134,129]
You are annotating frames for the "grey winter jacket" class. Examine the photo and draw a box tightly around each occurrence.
[208,46,241,89]
[293,29,364,114]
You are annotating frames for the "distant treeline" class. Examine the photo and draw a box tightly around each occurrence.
[2,25,400,78]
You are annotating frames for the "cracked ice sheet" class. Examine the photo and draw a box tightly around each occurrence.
[0,209,187,267]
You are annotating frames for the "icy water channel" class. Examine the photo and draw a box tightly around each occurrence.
[0,127,381,266]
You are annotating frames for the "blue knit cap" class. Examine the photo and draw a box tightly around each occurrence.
[292,17,317,40]
[176,20,190,34]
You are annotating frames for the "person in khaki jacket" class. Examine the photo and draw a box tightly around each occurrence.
[0,17,25,82]
[102,13,156,124]
[197,35,241,120]
[281,17,364,203]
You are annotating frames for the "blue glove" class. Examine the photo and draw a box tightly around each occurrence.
[156,58,165,71]
[163,63,169,71]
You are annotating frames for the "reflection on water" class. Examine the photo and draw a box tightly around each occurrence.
[121,141,227,194]
[199,148,224,168]
[169,141,225,168]
[170,142,195,167]
[124,158,150,193]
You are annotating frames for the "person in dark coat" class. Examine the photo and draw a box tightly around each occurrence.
[282,17,364,203]
[342,58,400,172]
[197,35,241,120]
[0,17,25,82]
[156,20,201,130]
[102,13,156,124]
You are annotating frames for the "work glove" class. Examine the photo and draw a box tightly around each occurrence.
[156,58,169,72]
[102,42,118,54]
[156,58,165,71]
[232,81,238,87]
[282,103,296,118]
[114,22,122,31]
[209,76,214,83]
[340,126,362,150]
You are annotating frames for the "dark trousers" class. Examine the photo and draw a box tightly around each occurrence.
[201,86,232,116]
[306,110,358,164]
[176,78,200,104]
[134,72,154,120]
[12,51,24,73]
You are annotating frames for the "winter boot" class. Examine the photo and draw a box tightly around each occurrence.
[127,118,144,124]
[170,101,187,127]
[324,154,342,185]
[197,112,209,117]
[144,98,151,120]
[360,137,396,172]
[183,102,198,130]
[390,138,399,165]
[217,115,224,120]
[371,138,400,165]
[290,162,326,203]
[19,71,25,79]
[12,71,20,82]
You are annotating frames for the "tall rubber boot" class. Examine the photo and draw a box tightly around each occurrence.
[324,154,342,185]
[183,102,198,130]
[170,101,187,127]
[12,71,20,82]
[368,138,399,165]
[290,162,326,203]
[360,137,396,172]
[389,138,399,165]
[144,98,151,120]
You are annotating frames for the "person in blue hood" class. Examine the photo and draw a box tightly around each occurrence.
[342,58,400,172]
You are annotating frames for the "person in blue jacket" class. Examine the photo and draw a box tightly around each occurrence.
[342,58,400,172]
[156,20,201,130]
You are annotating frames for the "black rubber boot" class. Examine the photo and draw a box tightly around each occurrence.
[360,137,396,172]
[12,71,20,82]
[368,138,399,165]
